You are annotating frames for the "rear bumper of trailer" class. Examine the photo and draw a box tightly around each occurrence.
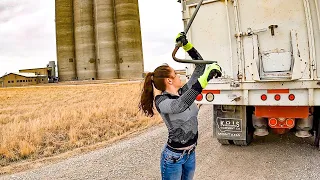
[196,80,320,106]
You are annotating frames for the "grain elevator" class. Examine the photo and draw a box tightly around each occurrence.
[55,0,144,81]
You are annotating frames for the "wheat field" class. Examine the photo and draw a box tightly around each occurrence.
[0,82,162,166]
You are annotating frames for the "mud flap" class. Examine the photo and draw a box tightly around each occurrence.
[213,105,253,145]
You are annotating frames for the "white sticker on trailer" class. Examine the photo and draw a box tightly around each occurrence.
[216,117,242,133]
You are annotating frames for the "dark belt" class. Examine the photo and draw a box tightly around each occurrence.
[166,144,196,154]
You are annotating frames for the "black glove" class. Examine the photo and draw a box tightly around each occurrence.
[175,32,189,46]
[198,63,222,88]
[176,32,194,51]
[207,68,222,81]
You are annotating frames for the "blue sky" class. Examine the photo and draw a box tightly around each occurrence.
[0,0,186,76]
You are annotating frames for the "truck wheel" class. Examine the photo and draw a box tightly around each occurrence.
[315,126,320,150]
[314,107,320,150]
[233,129,253,146]
[315,124,320,150]
[233,135,252,146]
[217,139,231,145]
[234,107,254,146]
[233,140,247,146]
[315,132,320,150]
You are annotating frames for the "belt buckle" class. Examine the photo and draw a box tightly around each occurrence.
[187,146,195,154]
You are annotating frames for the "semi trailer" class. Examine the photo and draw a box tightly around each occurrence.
[176,0,320,148]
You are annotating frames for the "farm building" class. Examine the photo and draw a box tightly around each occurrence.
[0,73,48,88]
[0,61,57,87]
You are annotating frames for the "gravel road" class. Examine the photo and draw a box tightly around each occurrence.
[1,105,320,180]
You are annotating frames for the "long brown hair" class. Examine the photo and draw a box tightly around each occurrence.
[139,65,173,117]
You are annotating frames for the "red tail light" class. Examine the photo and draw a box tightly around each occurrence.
[196,94,203,101]
[269,118,277,126]
[274,94,281,101]
[268,118,295,129]
[286,118,295,127]
[288,94,295,101]
[261,94,267,101]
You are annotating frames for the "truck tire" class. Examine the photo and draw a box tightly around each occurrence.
[217,139,231,145]
[316,125,320,150]
[315,127,320,150]
[218,131,253,146]
[314,107,320,150]
[233,130,253,146]
[233,140,248,146]
[315,130,320,150]
[233,107,254,146]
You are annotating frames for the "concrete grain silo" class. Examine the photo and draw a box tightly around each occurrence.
[94,0,119,79]
[115,0,144,79]
[55,0,144,81]
[55,0,76,81]
[74,0,97,80]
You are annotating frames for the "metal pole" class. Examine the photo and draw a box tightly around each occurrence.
[173,0,217,64]
[184,0,204,34]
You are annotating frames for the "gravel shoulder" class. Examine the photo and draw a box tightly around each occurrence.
[1,105,320,180]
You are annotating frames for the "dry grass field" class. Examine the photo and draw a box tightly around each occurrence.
[0,82,162,167]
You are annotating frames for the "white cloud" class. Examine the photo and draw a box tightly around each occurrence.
[0,0,56,76]
[139,0,186,71]
[0,0,186,76]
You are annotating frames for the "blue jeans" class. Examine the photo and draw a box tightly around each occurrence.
[160,146,196,180]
